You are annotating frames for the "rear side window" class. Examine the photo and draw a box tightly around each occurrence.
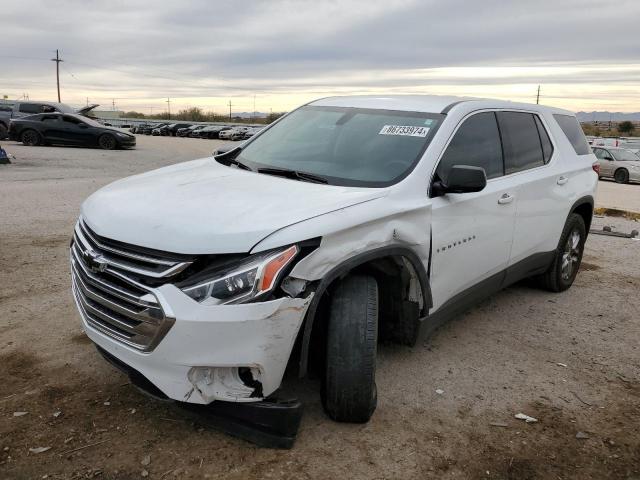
[592,148,607,160]
[534,116,554,164]
[0,103,14,112]
[18,103,43,114]
[553,114,590,155]
[497,112,545,174]
[436,112,503,182]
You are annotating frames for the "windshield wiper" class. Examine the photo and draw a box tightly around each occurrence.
[257,167,329,184]
[216,156,253,171]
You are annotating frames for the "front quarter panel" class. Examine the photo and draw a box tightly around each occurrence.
[252,194,432,283]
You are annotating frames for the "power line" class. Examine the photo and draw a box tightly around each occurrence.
[61,62,79,80]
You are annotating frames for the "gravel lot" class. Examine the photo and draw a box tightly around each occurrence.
[1,136,639,479]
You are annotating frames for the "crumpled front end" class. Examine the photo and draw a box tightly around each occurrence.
[75,284,313,403]
[69,218,313,404]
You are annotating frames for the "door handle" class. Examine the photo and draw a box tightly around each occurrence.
[498,193,514,205]
[557,175,569,185]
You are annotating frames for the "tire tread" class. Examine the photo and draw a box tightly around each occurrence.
[324,275,378,423]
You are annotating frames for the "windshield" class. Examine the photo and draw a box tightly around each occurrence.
[612,149,640,161]
[235,105,443,187]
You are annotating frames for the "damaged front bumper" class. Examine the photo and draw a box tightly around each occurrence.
[76,282,313,404]
[95,344,304,448]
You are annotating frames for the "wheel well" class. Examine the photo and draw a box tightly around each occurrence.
[20,128,37,137]
[300,254,427,378]
[572,201,593,233]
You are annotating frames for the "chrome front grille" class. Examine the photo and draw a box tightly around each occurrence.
[70,220,193,352]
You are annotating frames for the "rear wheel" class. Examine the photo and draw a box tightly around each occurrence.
[21,129,41,146]
[323,275,378,423]
[538,213,586,292]
[614,168,629,184]
[98,134,117,150]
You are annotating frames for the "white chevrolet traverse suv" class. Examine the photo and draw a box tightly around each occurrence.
[70,95,597,438]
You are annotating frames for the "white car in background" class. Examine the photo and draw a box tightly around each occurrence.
[70,95,597,442]
[220,126,250,140]
[592,146,640,183]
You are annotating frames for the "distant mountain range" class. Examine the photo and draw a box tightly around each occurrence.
[577,112,640,122]
[232,111,268,119]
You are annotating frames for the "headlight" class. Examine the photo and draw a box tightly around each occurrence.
[181,245,298,305]
[116,132,131,138]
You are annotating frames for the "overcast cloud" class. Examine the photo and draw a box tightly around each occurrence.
[2,0,639,113]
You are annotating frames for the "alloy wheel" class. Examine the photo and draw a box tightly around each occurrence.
[614,169,628,184]
[99,135,116,150]
[22,131,39,146]
[561,229,581,280]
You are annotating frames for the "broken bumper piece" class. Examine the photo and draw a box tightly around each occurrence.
[96,345,303,448]
[79,284,313,403]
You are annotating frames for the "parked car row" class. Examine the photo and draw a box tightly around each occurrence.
[129,122,263,140]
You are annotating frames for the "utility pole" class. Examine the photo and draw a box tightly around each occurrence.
[536,85,540,105]
[166,98,171,119]
[50,49,63,102]
[253,94,256,120]
[86,97,89,107]
[228,100,232,120]
[112,99,116,111]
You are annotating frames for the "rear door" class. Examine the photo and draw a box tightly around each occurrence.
[429,111,517,311]
[39,114,65,142]
[59,115,95,145]
[504,111,571,270]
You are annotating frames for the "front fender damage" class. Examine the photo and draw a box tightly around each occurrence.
[177,294,314,404]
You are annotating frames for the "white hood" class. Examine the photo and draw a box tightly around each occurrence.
[81,158,385,254]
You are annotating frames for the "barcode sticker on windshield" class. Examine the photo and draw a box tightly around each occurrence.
[379,125,429,137]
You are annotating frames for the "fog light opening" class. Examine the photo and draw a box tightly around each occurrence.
[239,367,263,398]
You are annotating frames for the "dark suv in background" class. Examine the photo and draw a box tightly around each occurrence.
[0,100,98,139]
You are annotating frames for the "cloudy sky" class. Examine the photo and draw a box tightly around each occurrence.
[2,0,639,114]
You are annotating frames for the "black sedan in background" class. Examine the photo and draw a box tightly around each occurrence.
[9,113,136,149]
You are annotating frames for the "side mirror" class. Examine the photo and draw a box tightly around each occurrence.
[433,165,487,196]
[213,144,237,156]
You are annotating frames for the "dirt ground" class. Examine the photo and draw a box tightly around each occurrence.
[1,135,639,479]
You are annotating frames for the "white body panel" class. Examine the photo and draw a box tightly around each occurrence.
[429,176,516,311]
[71,95,598,405]
[82,158,383,254]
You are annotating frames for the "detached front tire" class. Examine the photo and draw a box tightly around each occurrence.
[538,213,586,292]
[323,275,378,423]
